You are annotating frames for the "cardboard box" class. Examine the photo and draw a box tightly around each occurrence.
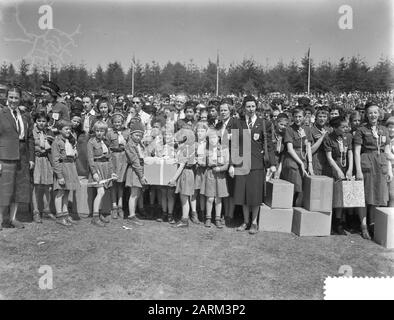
[303,175,333,212]
[374,207,394,249]
[264,179,294,209]
[258,204,293,233]
[144,157,178,186]
[333,180,365,208]
[292,207,332,236]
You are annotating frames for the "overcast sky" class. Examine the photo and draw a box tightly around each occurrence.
[0,0,392,72]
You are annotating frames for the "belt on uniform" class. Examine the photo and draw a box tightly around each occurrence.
[59,157,75,163]
[19,140,26,143]
[94,157,110,162]
[361,149,381,154]
[111,148,125,153]
[185,164,195,169]
[0,159,19,163]
[36,152,49,157]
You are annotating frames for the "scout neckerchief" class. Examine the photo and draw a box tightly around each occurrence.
[371,125,384,154]
[65,138,75,156]
[100,139,109,154]
[274,131,282,153]
[196,141,206,166]
[297,126,307,160]
[337,134,347,167]
[117,130,126,145]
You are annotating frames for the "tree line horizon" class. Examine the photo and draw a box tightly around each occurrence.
[0,53,393,95]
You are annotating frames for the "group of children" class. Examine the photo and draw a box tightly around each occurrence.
[28,95,394,240]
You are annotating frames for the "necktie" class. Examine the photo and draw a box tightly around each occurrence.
[65,139,74,156]
[101,140,109,154]
[13,110,20,135]
[118,132,126,145]
[39,131,45,149]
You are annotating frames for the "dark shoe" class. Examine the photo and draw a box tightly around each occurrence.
[10,219,24,229]
[361,225,371,240]
[99,214,110,224]
[56,217,72,227]
[127,216,144,226]
[249,223,259,235]
[190,211,200,224]
[66,216,78,225]
[221,217,226,226]
[138,209,148,220]
[335,223,347,236]
[173,219,189,228]
[117,208,124,219]
[236,223,248,232]
[215,218,223,229]
[168,214,176,224]
[33,212,43,224]
[111,207,118,219]
[91,217,106,227]
[205,218,212,228]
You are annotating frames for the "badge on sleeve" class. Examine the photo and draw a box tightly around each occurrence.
[382,136,386,144]
[52,113,59,120]
[253,133,260,141]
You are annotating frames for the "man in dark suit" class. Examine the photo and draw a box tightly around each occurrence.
[0,87,34,230]
[232,96,277,235]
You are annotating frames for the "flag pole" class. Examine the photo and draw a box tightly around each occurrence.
[131,53,135,96]
[216,50,219,96]
[307,47,311,95]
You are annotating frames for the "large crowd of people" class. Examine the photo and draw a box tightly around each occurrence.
[1,80,394,241]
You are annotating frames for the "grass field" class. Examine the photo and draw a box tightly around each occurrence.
[0,211,393,300]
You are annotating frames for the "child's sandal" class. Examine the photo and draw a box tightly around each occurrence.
[117,207,124,219]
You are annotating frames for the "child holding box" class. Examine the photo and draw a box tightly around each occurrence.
[354,102,393,239]
[323,116,354,235]
[125,121,148,226]
[87,121,118,227]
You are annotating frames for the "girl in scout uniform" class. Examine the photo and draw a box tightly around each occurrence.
[200,128,229,228]
[125,121,148,226]
[386,116,394,207]
[168,128,197,228]
[354,102,393,240]
[31,111,54,223]
[194,122,209,223]
[107,112,129,219]
[89,97,112,134]
[272,113,288,178]
[280,107,314,207]
[87,120,118,227]
[310,108,331,176]
[52,120,80,227]
[156,122,177,224]
[323,116,354,235]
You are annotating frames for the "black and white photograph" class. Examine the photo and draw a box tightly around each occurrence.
[0,0,393,303]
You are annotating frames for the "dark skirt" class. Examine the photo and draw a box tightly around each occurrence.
[88,161,113,189]
[175,167,195,196]
[233,168,264,207]
[53,162,80,191]
[125,166,142,188]
[226,172,235,197]
[15,144,31,203]
[111,151,127,183]
[194,166,206,190]
[280,150,306,193]
[33,156,53,185]
[361,151,389,206]
[312,150,331,176]
[200,167,229,198]
[0,161,17,206]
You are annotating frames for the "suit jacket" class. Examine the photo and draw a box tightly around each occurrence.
[231,116,276,171]
[0,106,34,162]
